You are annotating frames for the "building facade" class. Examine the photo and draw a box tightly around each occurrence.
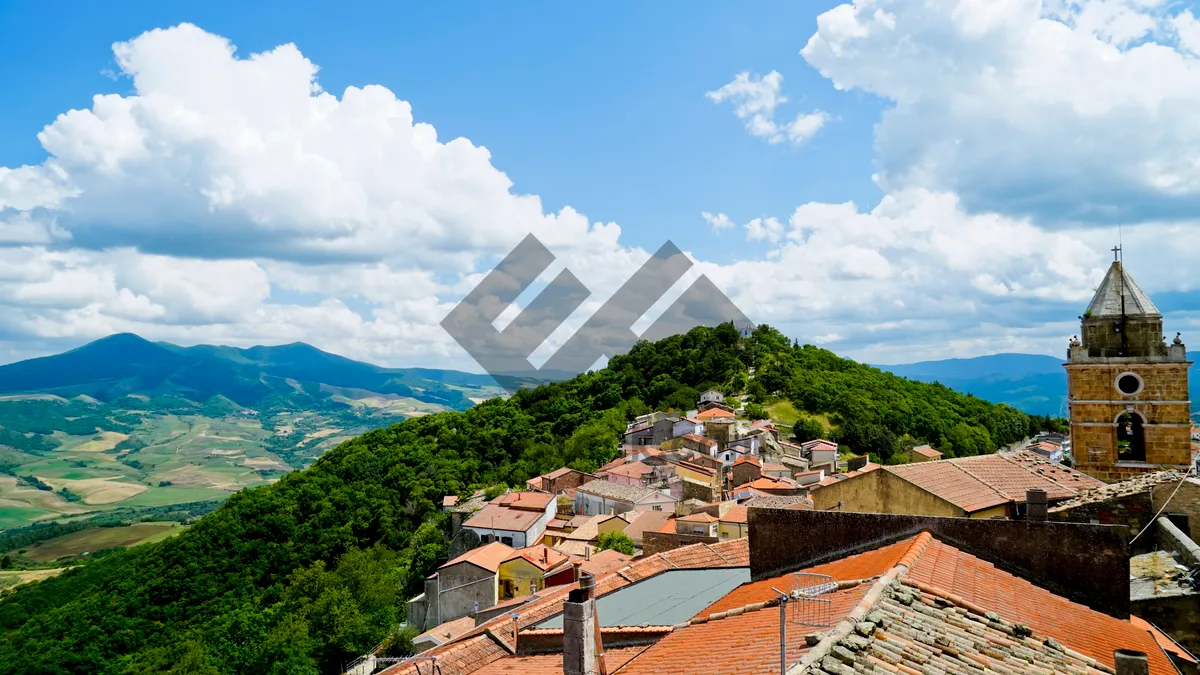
[1066,259,1193,483]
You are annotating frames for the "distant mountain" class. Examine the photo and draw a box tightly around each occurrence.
[876,353,1069,416]
[877,352,1200,417]
[0,333,500,411]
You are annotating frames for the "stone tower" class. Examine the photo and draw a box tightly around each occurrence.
[1066,257,1193,482]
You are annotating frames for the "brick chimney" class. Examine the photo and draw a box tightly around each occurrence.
[1026,488,1048,522]
[563,573,599,675]
[1114,649,1149,675]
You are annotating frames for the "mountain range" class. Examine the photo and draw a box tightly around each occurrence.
[0,333,501,411]
[877,351,1200,417]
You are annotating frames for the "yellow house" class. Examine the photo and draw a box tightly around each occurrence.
[716,505,748,540]
[496,544,576,600]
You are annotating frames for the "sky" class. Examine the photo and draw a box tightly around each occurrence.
[3,0,1200,372]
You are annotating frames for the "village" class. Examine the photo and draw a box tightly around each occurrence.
[368,260,1200,675]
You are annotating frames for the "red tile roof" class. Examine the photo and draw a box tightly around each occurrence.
[910,444,942,459]
[677,512,718,523]
[1132,615,1197,665]
[718,505,748,525]
[906,537,1174,672]
[463,503,550,533]
[887,452,1103,513]
[731,455,760,468]
[473,646,649,675]
[679,433,716,445]
[502,544,571,572]
[578,549,633,577]
[443,495,459,507]
[439,541,515,573]
[415,615,478,648]
[695,408,735,420]
[494,491,555,510]
[600,461,654,480]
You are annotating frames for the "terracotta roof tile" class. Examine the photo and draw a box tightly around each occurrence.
[439,541,516,573]
[615,586,870,675]
[696,408,735,420]
[502,544,572,572]
[905,537,1175,672]
[718,506,748,525]
[474,645,649,675]
[887,452,1103,513]
[494,491,555,510]
[910,444,942,458]
[1132,615,1197,665]
[578,549,633,577]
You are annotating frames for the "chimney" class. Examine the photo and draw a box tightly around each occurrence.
[1114,649,1149,675]
[584,546,591,561]
[563,573,602,675]
[1026,488,1048,522]
[572,559,583,581]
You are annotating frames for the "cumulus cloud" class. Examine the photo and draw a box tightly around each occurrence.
[701,212,736,231]
[5,10,1200,372]
[802,0,1200,223]
[706,71,830,145]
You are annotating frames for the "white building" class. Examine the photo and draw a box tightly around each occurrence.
[574,480,678,516]
[462,492,558,549]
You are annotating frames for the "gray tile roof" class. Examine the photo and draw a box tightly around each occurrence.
[575,479,664,503]
[1086,261,1161,318]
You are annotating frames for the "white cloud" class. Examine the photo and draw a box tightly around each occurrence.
[706,71,829,145]
[801,0,1200,224]
[5,12,1200,374]
[701,212,735,231]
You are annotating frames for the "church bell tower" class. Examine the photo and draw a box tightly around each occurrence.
[1066,249,1193,482]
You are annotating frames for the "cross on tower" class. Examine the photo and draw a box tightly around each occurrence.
[1112,245,1122,262]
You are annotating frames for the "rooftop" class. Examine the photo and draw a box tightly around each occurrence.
[886,451,1102,513]
[1050,469,1192,512]
[621,509,673,543]
[385,522,1178,675]
[600,461,655,480]
[575,479,665,503]
[502,544,571,573]
[677,512,718,523]
[578,549,633,577]
[695,408,735,420]
[439,541,516,574]
[1086,260,1161,318]
[910,444,942,459]
[493,491,555,511]
[462,503,548,534]
[533,568,751,630]
[718,505,748,524]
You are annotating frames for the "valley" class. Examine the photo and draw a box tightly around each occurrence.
[0,334,508,531]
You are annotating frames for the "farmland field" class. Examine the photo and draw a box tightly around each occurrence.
[0,395,442,531]
[12,522,188,562]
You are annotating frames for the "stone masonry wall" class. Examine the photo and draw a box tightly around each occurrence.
[1069,361,1192,478]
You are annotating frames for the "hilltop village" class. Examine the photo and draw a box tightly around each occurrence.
[362,260,1200,675]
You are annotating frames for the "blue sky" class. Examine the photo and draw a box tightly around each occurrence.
[0,0,880,264]
[3,0,1200,372]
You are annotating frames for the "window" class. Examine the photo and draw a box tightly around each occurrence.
[501,536,513,547]
[1116,371,1144,396]
[1116,412,1146,462]
[652,505,662,511]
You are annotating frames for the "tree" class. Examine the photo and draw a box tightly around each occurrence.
[594,531,635,556]
[744,403,768,420]
[791,415,825,443]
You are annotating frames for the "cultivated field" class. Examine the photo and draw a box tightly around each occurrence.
[13,522,188,562]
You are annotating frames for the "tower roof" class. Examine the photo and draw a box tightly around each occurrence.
[1086,261,1160,319]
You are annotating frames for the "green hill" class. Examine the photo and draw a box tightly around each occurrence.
[0,333,501,411]
[0,324,1054,675]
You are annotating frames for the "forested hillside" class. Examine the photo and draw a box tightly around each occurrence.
[0,324,1049,674]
